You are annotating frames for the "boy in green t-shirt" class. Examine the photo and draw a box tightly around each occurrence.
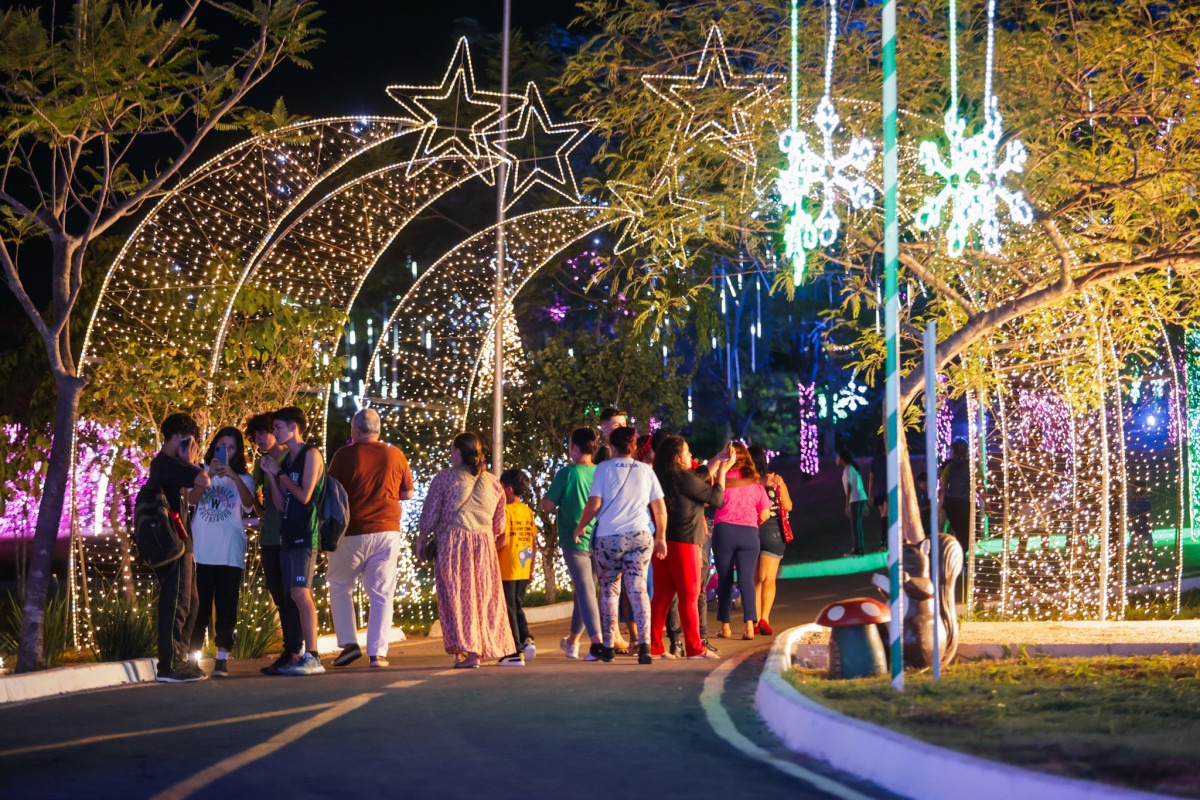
[542,427,603,660]
[498,469,537,666]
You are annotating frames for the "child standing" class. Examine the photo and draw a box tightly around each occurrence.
[838,447,868,557]
[498,469,537,666]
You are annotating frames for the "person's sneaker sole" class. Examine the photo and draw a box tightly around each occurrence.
[370,658,389,668]
[332,645,362,667]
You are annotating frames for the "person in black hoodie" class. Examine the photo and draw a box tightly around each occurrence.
[649,436,731,659]
[150,412,211,683]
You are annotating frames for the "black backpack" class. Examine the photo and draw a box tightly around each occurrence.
[132,481,186,568]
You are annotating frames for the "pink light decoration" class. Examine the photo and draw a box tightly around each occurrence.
[0,422,149,543]
[1014,389,1074,456]
[936,374,954,461]
[797,382,820,475]
[546,302,569,322]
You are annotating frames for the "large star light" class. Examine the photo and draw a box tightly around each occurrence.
[642,26,781,208]
[609,169,716,255]
[386,38,510,181]
[487,82,592,211]
[777,2,876,285]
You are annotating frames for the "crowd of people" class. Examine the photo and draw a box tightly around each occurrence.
[143,405,796,681]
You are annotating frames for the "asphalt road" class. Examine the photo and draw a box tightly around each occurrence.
[0,574,887,800]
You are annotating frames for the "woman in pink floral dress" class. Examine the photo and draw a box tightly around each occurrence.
[417,432,514,668]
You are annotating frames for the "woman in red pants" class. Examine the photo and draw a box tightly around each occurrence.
[649,436,731,659]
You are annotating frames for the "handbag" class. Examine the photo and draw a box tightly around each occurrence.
[776,486,794,544]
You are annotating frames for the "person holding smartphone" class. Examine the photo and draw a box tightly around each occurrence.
[150,413,210,683]
[189,427,256,676]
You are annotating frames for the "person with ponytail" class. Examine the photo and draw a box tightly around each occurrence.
[417,432,513,668]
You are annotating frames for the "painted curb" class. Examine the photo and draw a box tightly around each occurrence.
[315,625,407,655]
[958,642,1200,659]
[428,599,574,639]
[0,658,156,705]
[754,625,1175,800]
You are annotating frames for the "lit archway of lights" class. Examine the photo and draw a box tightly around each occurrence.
[82,117,421,380]
[363,205,623,463]
[965,306,1189,621]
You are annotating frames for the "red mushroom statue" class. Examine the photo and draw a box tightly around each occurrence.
[815,597,891,679]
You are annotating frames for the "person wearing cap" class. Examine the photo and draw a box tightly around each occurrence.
[326,408,415,669]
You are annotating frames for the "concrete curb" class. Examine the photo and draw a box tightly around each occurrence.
[754,626,1174,800]
[428,599,574,639]
[0,659,156,705]
[958,641,1200,659]
[315,625,408,655]
[0,624,411,706]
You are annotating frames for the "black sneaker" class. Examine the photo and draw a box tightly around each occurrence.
[157,665,205,683]
[638,643,652,665]
[212,658,228,677]
[332,643,362,667]
[261,652,296,675]
[589,643,614,663]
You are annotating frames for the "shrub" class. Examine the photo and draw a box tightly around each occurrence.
[89,587,156,662]
[0,590,73,668]
[231,578,281,659]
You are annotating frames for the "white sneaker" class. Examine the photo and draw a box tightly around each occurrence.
[522,640,537,662]
[498,653,525,666]
[559,637,579,659]
[281,652,325,675]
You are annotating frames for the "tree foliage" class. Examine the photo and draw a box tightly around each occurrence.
[562,0,1200,534]
[0,0,322,671]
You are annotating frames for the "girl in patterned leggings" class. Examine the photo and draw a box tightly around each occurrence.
[573,426,668,665]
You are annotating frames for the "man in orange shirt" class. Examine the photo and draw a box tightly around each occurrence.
[326,408,415,668]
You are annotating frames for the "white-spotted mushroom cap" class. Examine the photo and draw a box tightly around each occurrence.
[815,596,891,627]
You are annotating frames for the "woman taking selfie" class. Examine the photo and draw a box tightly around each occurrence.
[190,427,256,676]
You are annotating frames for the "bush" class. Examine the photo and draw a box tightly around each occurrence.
[89,587,156,662]
[0,590,73,668]
[231,578,281,659]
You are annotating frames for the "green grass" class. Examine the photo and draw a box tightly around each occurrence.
[785,655,1200,797]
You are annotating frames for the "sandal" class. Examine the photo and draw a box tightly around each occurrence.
[613,644,631,655]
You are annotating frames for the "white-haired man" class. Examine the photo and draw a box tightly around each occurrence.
[326,408,415,668]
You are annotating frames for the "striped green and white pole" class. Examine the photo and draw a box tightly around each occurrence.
[882,0,904,690]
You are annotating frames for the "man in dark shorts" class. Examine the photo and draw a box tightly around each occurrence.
[151,413,211,683]
[261,406,326,676]
[246,413,305,675]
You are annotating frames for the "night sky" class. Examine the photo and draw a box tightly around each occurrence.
[297,0,579,116]
[0,1,580,349]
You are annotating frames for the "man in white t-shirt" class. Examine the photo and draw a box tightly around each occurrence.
[573,426,666,665]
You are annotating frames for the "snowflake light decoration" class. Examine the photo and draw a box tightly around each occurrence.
[776,2,876,285]
[915,0,1031,257]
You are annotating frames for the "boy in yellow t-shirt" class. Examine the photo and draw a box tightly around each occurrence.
[498,469,537,666]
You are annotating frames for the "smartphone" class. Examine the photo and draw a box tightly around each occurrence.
[215,446,227,466]
[179,436,192,458]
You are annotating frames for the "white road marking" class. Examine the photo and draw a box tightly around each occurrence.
[700,653,875,800]
[150,693,380,800]
[386,680,425,689]
[0,702,338,759]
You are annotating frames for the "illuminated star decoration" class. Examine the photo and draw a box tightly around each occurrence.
[641,26,781,212]
[385,37,508,182]
[488,82,593,211]
[776,2,876,285]
[914,0,1030,257]
[608,169,716,255]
